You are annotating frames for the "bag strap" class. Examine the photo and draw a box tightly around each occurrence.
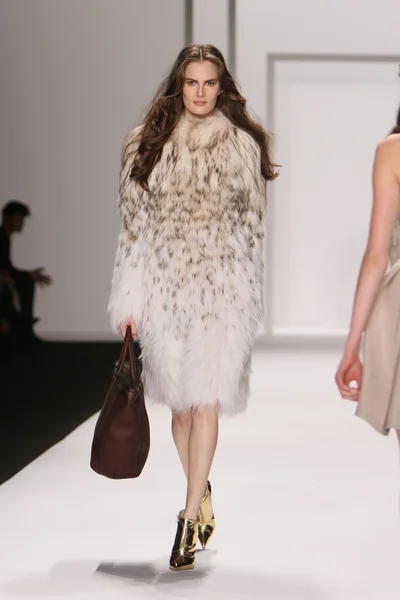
[127,329,141,380]
[115,326,140,380]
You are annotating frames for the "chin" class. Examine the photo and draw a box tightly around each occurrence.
[190,103,215,117]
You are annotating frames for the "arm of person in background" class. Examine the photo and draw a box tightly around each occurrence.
[9,264,52,288]
[29,268,52,286]
[0,224,52,285]
[335,138,400,401]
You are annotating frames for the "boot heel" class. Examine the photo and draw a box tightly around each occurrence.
[198,481,215,550]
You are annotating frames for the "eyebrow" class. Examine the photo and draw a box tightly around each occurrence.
[185,78,218,82]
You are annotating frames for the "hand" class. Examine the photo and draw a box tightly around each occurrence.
[335,350,363,402]
[119,319,138,340]
[30,267,52,286]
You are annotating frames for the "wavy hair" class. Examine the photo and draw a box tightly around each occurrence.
[390,104,400,134]
[130,44,278,190]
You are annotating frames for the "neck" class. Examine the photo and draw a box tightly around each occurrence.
[2,222,13,236]
[183,108,218,124]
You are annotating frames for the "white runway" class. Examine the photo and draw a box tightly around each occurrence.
[0,347,399,600]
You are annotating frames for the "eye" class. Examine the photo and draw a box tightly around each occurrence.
[186,80,196,86]
[206,81,216,86]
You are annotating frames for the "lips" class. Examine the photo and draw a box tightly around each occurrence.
[194,101,207,105]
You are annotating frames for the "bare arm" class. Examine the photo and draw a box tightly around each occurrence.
[346,143,400,353]
[336,140,400,398]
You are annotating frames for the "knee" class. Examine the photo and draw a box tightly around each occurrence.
[172,410,192,431]
[191,406,219,426]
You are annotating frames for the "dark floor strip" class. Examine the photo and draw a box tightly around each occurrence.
[0,341,120,485]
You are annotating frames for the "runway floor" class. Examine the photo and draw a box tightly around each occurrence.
[0,346,399,600]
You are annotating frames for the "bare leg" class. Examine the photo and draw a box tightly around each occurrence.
[184,406,219,520]
[171,411,192,480]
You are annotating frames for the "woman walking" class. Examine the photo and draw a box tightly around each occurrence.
[336,106,400,448]
[109,44,277,570]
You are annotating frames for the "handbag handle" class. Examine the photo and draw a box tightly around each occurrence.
[115,326,140,380]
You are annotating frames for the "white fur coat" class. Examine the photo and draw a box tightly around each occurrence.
[109,110,267,415]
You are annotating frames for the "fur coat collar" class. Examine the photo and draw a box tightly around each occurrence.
[170,109,234,151]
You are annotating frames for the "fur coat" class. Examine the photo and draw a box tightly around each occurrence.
[108,109,267,415]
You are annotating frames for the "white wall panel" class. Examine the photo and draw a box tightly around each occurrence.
[0,0,185,340]
[236,0,400,338]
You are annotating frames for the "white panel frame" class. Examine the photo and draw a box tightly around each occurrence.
[261,52,400,343]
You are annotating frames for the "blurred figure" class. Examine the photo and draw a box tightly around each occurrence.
[0,270,13,331]
[335,105,400,445]
[0,200,52,342]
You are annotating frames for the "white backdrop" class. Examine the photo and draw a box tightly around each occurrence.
[270,59,399,336]
[235,0,400,338]
[192,0,230,62]
[0,0,185,340]
[2,0,400,341]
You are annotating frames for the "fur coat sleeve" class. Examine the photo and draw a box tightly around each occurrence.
[108,127,147,332]
[234,128,267,218]
[234,128,267,306]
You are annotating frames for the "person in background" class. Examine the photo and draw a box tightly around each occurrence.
[335,105,400,471]
[0,200,52,342]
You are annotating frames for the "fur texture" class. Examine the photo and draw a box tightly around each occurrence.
[109,110,267,415]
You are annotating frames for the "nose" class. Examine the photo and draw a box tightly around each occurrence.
[196,85,205,98]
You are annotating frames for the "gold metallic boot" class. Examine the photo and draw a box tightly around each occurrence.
[169,511,199,571]
[198,481,215,550]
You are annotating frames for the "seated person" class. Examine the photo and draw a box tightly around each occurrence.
[0,200,52,340]
[0,271,14,335]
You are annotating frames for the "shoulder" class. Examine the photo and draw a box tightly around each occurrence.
[374,134,400,179]
[228,126,262,181]
[121,125,144,164]
[122,125,143,151]
[233,127,260,157]
[375,134,400,160]
[123,124,144,145]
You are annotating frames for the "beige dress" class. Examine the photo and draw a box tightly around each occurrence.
[356,217,400,434]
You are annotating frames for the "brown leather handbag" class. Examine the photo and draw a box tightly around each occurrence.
[90,328,150,479]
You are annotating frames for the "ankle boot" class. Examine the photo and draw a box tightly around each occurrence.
[169,510,199,571]
[198,481,215,550]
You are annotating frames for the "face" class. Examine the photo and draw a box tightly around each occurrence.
[12,214,25,233]
[182,61,220,118]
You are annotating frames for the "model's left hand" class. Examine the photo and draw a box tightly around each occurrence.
[30,267,52,286]
[335,351,363,401]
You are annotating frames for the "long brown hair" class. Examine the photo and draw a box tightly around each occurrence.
[130,44,278,190]
[390,104,400,134]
